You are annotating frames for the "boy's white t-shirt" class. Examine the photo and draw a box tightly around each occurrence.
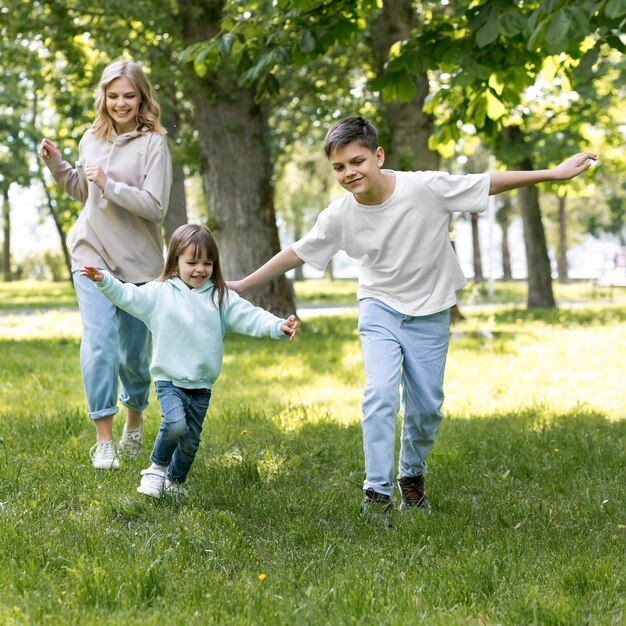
[292,169,490,317]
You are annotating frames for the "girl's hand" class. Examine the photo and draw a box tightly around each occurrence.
[80,266,104,283]
[84,163,108,191]
[551,152,597,180]
[38,138,59,161]
[281,315,298,341]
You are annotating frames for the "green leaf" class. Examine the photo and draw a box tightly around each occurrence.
[544,11,570,52]
[299,29,316,54]
[475,10,500,48]
[499,12,527,37]
[606,0,626,19]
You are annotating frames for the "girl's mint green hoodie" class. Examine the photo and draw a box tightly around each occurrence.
[96,271,286,389]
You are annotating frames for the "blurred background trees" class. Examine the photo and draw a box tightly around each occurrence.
[1,0,624,312]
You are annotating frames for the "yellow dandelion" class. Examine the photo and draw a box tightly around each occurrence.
[258,573,266,582]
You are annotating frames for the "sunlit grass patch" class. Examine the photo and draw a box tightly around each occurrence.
[0,302,624,625]
[0,279,77,310]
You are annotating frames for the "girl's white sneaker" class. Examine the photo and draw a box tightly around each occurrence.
[137,467,166,499]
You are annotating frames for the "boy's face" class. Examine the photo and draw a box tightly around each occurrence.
[328,142,385,202]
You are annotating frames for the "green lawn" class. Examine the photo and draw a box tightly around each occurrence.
[1,277,624,311]
[0,284,624,625]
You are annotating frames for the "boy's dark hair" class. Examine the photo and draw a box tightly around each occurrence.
[324,116,379,158]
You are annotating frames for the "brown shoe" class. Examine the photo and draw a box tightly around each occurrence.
[397,475,431,513]
[361,488,393,525]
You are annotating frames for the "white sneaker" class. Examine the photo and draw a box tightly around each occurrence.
[118,427,143,460]
[90,441,119,470]
[164,478,188,498]
[137,467,166,499]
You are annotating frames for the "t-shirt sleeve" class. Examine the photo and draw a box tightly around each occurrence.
[428,172,490,214]
[291,208,340,272]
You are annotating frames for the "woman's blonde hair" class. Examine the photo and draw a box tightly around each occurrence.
[160,224,227,308]
[91,60,165,139]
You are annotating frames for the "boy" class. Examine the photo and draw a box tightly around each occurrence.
[228,116,596,520]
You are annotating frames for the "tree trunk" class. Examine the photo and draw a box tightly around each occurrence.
[164,163,187,243]
[470,212,483,283]
[499,126,555,308]
[36,167,73,283]
[495,195,513,281]
[161,100,188,242]
[557,194,569,283]
[2,187,11,281]
[372,0,438,171]
[179,1,295,317]
[518,172,555,308]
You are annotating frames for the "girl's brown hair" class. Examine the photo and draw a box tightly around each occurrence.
[92,60,165,140]
[160,224,227,308]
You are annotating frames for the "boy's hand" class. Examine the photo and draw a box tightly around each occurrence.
[281,315,298,341]
[226,279,247,298]
[551,152,597,180]
[80,266,104,283]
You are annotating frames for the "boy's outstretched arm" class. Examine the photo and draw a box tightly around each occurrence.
[227,247,304,298]
[489,152,597,195]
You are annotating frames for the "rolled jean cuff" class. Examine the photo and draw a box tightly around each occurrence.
[119,396,149,413]
[88,406,120,421]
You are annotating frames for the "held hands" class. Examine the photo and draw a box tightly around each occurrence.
[226,279,247,298]
[84,163,107,191]
[281,315,298,341]
[79,266,104,283]
[38,138,59,161]
[551,152,597,181]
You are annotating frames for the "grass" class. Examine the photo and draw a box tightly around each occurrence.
[0,283,624,625]
[2,277,625,311]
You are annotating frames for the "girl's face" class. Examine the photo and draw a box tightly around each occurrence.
[105,76,141,134]
[177,244,214,289]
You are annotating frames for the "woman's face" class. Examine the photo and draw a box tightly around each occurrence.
[105,76,141,134]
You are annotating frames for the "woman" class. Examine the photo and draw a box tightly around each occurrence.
[40,60,172,469]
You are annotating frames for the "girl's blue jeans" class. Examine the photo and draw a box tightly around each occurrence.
[358,298,451,497]
[152,381,212,483]
[73,271,151,421]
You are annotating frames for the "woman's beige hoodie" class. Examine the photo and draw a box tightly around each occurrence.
[45,127,172,283]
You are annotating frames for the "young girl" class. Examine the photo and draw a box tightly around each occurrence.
[39,60,173,470]
[80,224,297,499]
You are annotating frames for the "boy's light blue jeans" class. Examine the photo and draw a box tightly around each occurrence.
[358,298,451,497]
[152,381,212,483]
[73,271,151,420]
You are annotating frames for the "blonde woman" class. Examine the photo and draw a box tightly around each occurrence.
[39,60,173,470]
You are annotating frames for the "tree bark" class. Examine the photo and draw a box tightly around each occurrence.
[372,0,438,171]
[470,212,483,283]
[2,187,11,281]
[161,98,188,242]
[518,173,555,308]
[179,1,295,317]
[499,126,555,308]
[557,194,569,283]
[495,195,513,281]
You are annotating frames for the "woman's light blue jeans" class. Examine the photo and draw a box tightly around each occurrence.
[73,271,151,420]
[152,381,212,483]
[358,298,451,496]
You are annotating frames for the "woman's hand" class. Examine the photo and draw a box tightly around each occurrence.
[38,138,59,161]
[84,163,108,191]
